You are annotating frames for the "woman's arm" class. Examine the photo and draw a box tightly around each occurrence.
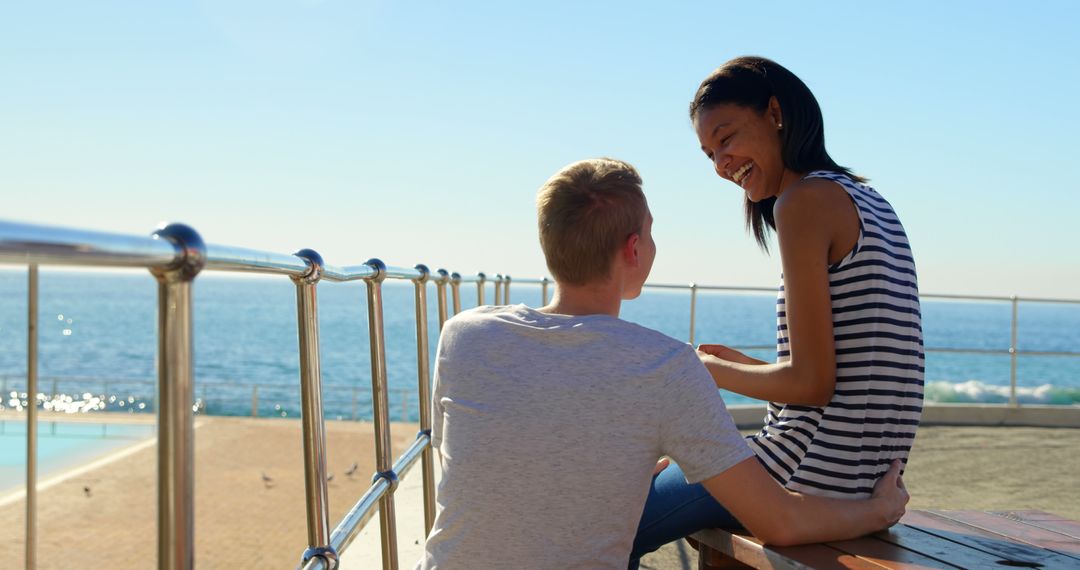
[698,179,857,406]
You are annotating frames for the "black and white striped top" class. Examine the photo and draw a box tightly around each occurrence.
[745,171,924,499]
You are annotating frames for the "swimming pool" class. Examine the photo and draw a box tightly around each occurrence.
[0,419,156,493]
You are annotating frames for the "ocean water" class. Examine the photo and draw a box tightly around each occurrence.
[0,269,1077,421]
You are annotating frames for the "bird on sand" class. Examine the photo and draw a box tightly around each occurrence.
[345,462,359,477]
[83,486,92,497]
[261,472,275,488]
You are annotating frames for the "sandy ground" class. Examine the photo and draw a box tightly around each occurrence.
[0,413,416,569]
[1,417,1078,569]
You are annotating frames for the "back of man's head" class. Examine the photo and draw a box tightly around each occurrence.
[536,158,647,286]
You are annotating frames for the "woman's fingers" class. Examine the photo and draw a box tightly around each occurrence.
[696,343,731,356]
[697,343,765,365]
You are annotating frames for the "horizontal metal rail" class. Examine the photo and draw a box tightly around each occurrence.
[0,220,178,267]
[1,219,429,284]
[301,479,390,570]
[594,281,1080,408]
[303,434,434,570]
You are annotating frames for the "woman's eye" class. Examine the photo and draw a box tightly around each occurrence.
[720,134,733,146]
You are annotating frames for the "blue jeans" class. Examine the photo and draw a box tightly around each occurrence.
[628,463,743,569]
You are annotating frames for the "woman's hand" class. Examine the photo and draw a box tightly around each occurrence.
[697,343,768,365]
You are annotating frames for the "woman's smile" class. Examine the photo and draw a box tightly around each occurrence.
[732,161,754,187]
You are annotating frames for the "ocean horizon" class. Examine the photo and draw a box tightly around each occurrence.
[1,269,1078,421]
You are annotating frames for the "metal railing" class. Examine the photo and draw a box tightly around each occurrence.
[4,218,1079,569]
[1,218,514,570]
[516,279,1080,408]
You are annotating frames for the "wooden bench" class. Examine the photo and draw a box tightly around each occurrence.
[690,509,1080,569]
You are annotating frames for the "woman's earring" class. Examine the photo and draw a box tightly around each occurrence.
[777,123,783,130]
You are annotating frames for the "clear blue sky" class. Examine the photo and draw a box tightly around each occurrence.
[2,1,1078,298]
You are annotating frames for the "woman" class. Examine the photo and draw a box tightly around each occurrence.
[630,56,924,564]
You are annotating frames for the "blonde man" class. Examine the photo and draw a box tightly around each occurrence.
[418,158,907,569]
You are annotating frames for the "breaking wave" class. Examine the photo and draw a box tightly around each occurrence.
[925,380,1080,405]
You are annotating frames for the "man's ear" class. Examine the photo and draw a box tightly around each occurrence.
[621,233,641,267]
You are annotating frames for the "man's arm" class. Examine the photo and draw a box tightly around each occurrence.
[699,458,908,546]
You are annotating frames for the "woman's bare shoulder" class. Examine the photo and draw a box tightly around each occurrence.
[774,176,852,226]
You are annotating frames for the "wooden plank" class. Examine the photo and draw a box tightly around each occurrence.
[698,546,754,569]
[768,543,894,570]
[692,529,894,570]
[991,510,1080,541]
[693,510,1080,570]
[931,510,1080,559]
[824,533,963,569]
[869,519,1027,569]
[901,510,1079,569]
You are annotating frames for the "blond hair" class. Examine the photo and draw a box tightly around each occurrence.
[536,158,646,286]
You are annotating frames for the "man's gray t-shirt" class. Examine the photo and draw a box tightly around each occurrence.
[419,305,752,569]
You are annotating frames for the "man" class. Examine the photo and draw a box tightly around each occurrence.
[419,158,907,569]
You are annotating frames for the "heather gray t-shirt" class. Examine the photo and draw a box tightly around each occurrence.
[418,305,752,569]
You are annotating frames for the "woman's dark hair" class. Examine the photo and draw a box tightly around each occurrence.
[690,56,864,251]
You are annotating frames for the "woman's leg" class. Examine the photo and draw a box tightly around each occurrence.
[628,462,742,568]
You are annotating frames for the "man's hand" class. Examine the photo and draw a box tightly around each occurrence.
[871,459,909,528]
[697,344,768,366]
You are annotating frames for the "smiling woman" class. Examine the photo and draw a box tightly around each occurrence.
[629,56,926,566]
[690,56,866,250]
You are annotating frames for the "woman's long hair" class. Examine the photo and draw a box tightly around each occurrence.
[690,56,864,251]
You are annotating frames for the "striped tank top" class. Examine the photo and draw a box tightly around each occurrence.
[745,170,924,499]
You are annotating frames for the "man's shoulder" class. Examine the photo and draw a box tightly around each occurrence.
[597,316,693,352]
[442,304,521,330]
[441,305,695,358]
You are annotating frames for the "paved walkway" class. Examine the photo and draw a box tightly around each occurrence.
[2,413,1077,569]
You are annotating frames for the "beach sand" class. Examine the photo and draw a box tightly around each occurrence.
[0,414,416,569]
[1,416,1077,569]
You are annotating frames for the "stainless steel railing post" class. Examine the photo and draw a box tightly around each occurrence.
[149,223,205,570]
[435,269,450,330]
[1009,295,1019,407]
[450,272,462,315]
[26,264,38,570]
[363,259,399,570]
[541,277,550,306]
[411,265,437,535]
[476,272,486,306]
[291,249,338,569]
[493,274,503,305]
[689,283,698,345]
[251,385,259,418]
[503,275,511,305]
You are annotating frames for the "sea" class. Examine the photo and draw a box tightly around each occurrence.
[1,270,1078,422]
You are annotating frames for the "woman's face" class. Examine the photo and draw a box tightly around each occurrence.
[693,100,792,203]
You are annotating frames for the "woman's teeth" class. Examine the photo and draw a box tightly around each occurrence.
[733,162,753,185]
